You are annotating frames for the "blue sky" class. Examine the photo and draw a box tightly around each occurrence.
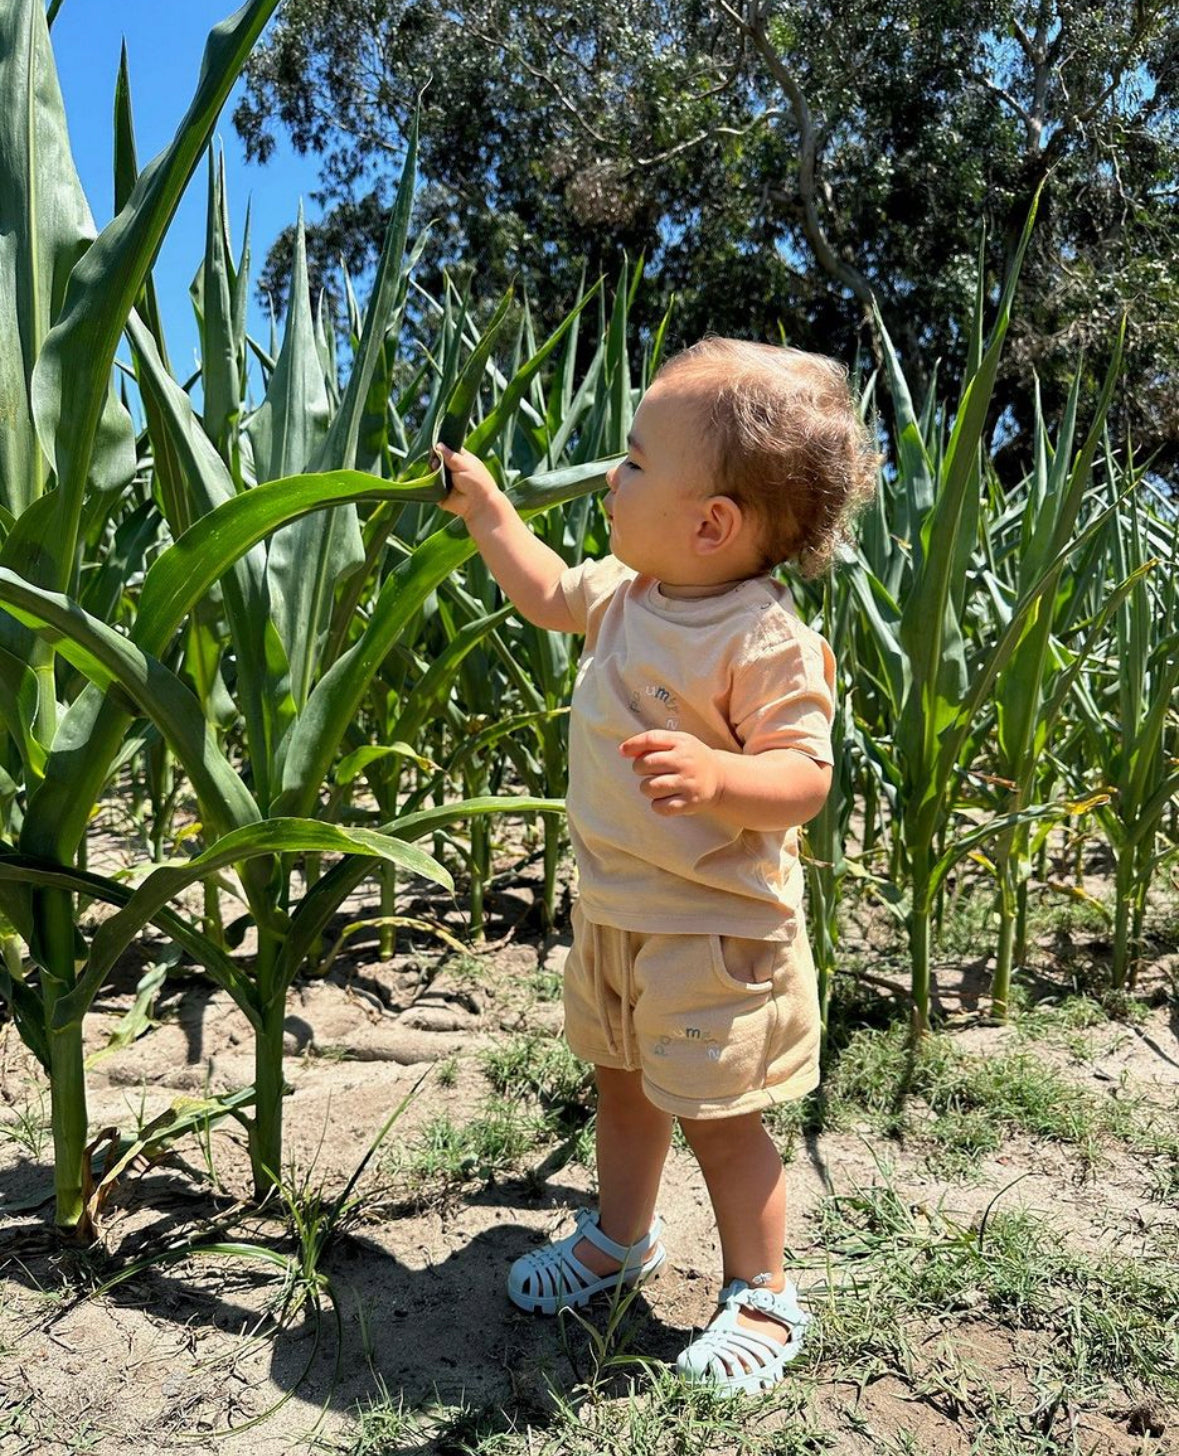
[51,0,323,390]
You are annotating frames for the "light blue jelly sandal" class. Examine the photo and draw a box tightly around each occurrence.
[675,1275,810,1394]
[508,1207,666,1315]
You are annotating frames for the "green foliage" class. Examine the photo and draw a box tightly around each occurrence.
[813,1190,1179,1401]
[0,2,609,1236]
[0,0,1175,1258]
[237,0,1179,479]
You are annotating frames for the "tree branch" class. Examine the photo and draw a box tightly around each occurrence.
[715,0,877,309]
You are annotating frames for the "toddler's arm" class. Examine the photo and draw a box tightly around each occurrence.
[435,442,578,633]
[620,730,831,831]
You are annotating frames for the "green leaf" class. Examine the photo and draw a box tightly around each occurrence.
[29,0,279,583]
[315,109,419,476]
[0,854,249,1023]
[249,208,363,713]
[434,287,516,459]
[0,0,135,529]
[51,817,452,1028]
[390,603,513,749]
[275,796,564,986]
[463,283,599,458]
[336,742,440,784]
[21,463,444,865]
[0,568,260,844]
[273,462,609,817]
[84,960,167,1066]
[127,309,290,810]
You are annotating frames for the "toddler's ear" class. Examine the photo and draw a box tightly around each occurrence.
[695,495,744,554]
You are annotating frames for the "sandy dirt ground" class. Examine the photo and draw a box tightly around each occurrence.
[1,842,1176,1455]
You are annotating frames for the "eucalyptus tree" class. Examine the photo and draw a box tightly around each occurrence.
[235,0,1179,480]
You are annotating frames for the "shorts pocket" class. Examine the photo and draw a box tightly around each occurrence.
[708,934,776,994]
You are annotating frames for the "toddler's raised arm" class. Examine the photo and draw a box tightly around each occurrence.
[435,442,577,633]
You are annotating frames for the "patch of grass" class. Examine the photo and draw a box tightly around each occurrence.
[809,1185,1179,1406]
[427,1397,524,1452]
[818,1021,1142,1177]
[1015,992,1107,1036]
[308,1043,358,1062]
[391,1098,543,1196]
[481,1033,592,1117]
[331,1327,830,1455]
[440,950,504,992]
[328,1381,421,1453]
[546,1368,832,1456]
[1143,881,1179,948]
[481,1032,596,1167]
[922,1108,1004,1177]
[331,1389,526,1454]
[528,963,565,1002]
[764,1095,809,1159]
[0,1392,39,1453]
[1127,1098,1179,1202]
[0,1087,50,1160]
[935,879,1000,959]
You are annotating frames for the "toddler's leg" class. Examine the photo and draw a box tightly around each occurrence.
[574,1066,673,1277]
[507,1066,673,1312]
[679,1111,804,1371]
[679,1110,786,1290]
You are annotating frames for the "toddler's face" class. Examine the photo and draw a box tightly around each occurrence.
[603,380,715,583]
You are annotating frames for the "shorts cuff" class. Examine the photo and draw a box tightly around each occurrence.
[564,1031,637,1075]
[640,1067,821,1121]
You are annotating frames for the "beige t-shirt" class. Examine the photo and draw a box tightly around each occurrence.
[559,555,836,941]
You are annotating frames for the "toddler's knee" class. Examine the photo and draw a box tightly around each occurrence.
[679,1110,763,1163]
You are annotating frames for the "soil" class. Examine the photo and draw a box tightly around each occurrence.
[1,839,1177,1456]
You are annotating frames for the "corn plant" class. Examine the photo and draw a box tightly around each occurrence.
[1070,476,1179,987]
[801,572,857,1041]
[976,340,1132,1017]
[0,0,284,1241]
[0,0,610,1240]
[844,201,1137,1034]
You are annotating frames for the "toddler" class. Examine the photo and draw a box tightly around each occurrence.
[437,337,876,1393]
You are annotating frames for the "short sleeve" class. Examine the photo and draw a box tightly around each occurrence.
[730,621,836,766]
[559,555,634,643]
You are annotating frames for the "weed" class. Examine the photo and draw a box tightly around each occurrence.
[480,1033,592,1121]
[435,1056,460,1088]
[765,1095,809,1159]
[529,964,565,1002]
[310,1044,358,1063]
[820,1021,1142,1176]
[392,1099,541,1196]
[923,1108,1003,1178]
[809,1184,1179,1404]
[329,1378,425,1454]
[1137,1116,1179,1202]
[546,1367,831,1455]
[427,1396,522,1452]
[0,1087,49,1160]
[481,1032,595,1169]
[558,1274,658,1393]
[935,879,1000,959]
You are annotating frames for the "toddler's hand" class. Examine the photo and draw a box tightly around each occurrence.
[620,730,723,816]
[433,441,502,524]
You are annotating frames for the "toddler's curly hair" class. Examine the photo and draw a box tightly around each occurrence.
[656,338,879,578]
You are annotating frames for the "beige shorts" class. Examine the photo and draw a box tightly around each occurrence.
[562,902,821,1121]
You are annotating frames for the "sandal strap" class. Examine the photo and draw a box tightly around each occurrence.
[718,1278,809,1336]
[574,1207,663,1268]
